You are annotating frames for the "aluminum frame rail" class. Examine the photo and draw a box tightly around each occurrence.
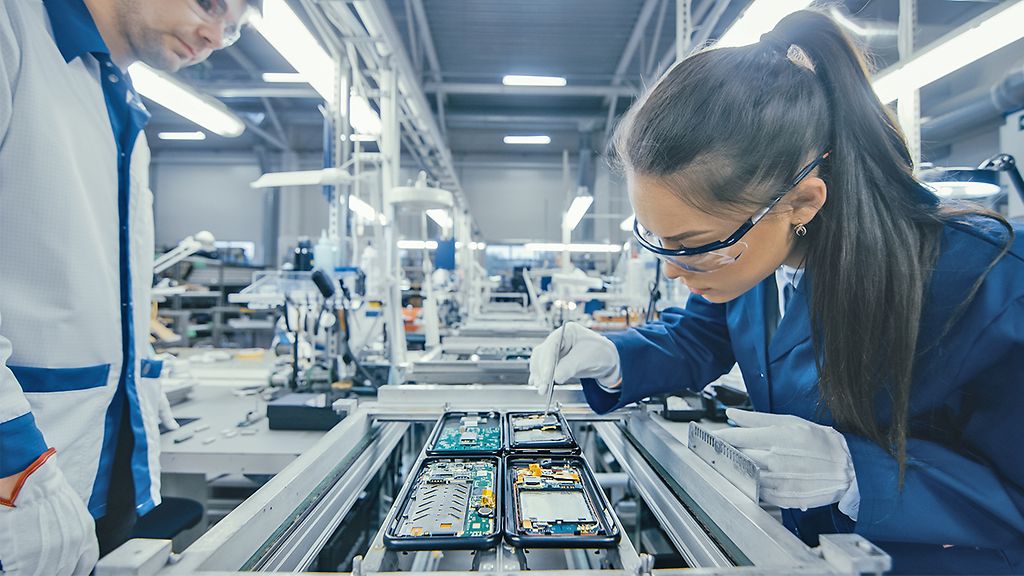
[97,402,889,576]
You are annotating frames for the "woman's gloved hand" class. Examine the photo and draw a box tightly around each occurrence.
[713,408,856,511]
[529,323,621,398]
[0,450,99,576]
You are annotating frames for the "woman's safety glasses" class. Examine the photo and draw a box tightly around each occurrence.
[633,150,830,273]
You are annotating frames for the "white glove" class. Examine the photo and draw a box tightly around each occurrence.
[158,389,180,431]
[713,408,855,510]
[528,323,621,397]
[0,452,99,576]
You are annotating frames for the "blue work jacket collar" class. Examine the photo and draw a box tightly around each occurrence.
[44,0,110,63]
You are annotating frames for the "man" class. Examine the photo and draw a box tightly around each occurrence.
[0,0,260,573]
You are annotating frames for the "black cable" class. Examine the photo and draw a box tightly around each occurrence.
[645,260,662,324]
[336,278,384,389]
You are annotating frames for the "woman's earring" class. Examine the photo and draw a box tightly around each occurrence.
[794,222,808,237]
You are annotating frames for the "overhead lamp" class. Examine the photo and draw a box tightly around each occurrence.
[919,153,1024,202]
[563,195,594,231]
[978,154,1024,204]
[504,135,550,145]
[262,72,305,83]
[348,195,387,225]
[128,63,245,137]
[919,165,1000,198]
[158,131,206,141]
[716,0,814,48]
[250,0,335,103]
[250,168,354,188]
[398,240,439,250]
[524,243,623,254]
[426,209,453,230]
[502,75,567,87]
[873,1,1024,104]
[619,214,635,232]
[455,241,488,251]
[153,231,216,274]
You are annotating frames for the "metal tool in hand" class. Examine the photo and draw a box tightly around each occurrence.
[688,422,761,502]
[543,322,569,415]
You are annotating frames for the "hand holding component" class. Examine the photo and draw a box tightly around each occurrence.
[0,450,99,576]
[529,323,621,397]
[712,408,855,510]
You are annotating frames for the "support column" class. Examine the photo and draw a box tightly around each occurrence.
[897,0,920,166]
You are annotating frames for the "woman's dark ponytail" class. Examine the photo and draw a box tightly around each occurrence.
[767,11,950,483]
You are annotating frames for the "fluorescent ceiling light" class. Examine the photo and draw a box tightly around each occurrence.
[129,63,244,137]
[426,209,453,229]
[716,0,814,48]
[250,0,335,103]
[872,0,1024,104]
[340,134,378,142]
[504,135,551,145]
[262,72,305,83]
[563,195,594,231]
[502,75,567,87]
[524,243,623,254]
[158,131,206,141]
[455,241,487,251]
[398,240,439,250]
[348,196,387,225]
[619,214,635,232]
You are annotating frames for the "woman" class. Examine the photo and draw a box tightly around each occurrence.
[528,10,1023,574]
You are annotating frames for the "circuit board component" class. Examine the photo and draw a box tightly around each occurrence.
[510,412,567,445]
[430,412,502,454]
[506,411,577,453]
[510,460,602,537]
[391,458,498,547]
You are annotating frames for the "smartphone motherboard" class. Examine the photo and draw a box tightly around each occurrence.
[385,457,501,550]
[505,456,619,547]
[506,411,577,453]
[428,411,503,455]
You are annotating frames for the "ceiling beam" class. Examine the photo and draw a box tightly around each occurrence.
[196,82,320,99]
[409,0,442,83]
[653,0,729,79]
[446,111,606,131]
[222,47,291,148]
[348,0,463,197]
[424,82,638,98]
[610,0,662,92]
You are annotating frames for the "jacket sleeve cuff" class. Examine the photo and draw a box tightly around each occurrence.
[0,412,49,477]
[837,475,860,521]
[579,332,657,415]
[581,378,624,415]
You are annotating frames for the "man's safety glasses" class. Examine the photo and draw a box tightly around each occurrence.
[192,0,244,48]
[634,150,830,273]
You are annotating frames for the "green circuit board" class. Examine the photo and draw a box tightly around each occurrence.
[394,458,497,540]
[432,413,502,453]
